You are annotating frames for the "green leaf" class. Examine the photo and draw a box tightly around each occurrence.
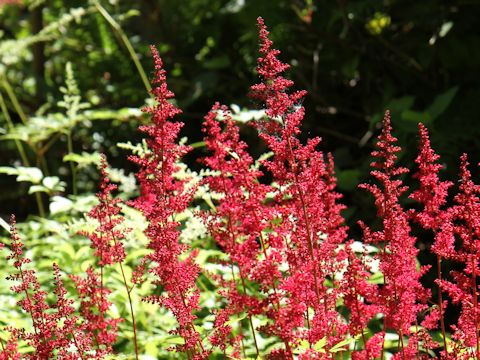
[160,335,185,346]
[368,272,384,285]
[225,314,246,327]
[294,339,310,353]
[63,152,102,167]
[337,169,361,191]
[427,86,459,120]
[28,185,48,194]
[49,196,73,214]
[314,337,327,352]
[0,166,43,183]
[401,110,431,124]
[145,340,160,356]
[0,217,10,233]
[330,337,356,353]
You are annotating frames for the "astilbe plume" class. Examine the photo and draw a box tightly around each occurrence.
[410,123,453,354]
[51,263,96,359]
[201,104,262,354]
[359,112,430,358]
[435,154,480,358]
[410,123,453,231]
[69,268,120,356]
[250,17,348,355]
[339,241,381,360]
[129,45,206,357]
[83,155,127,266]
[0,242,20,360]
[202,103,294,356]
[75,154,132,355]
[3,216,96,359]
[0,334,20,360]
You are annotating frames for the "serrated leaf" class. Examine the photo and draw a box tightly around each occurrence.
[63,152,102,167]
[0,166,43,183]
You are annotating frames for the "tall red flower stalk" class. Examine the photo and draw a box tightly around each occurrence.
[69,267,121,357]
[340,241,382,360]
[4,216,96,358]
[82,155,138,358]
[202,103,292,356]
[129,45,206,358]
[410,123,453,353]
[0,241,20,360]
[359,112,430,358]
[435,154,480,358]
[0,334,20,360]
[250,17,348,354]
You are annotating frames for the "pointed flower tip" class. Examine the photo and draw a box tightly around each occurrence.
[417,123,425,137]
[383,110,391,125]
[460,153,469,169]
[149,44,164,72]
[100,153,108,168]
[256,16,273,53]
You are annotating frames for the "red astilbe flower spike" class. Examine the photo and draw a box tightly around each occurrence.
[4,216,97,359]
[410,123,453,354]
[202,103,286,355]
[0,335,20,360]
[410,123,453,230]
[339,241,381,360]
[83,155,126,266]
[51,263,96,359]
[6,215,52,358]
[85,155,139,359]
[250,17,348,354]
[437,155,480,357]
[129,45,206,357]
[359,112,430,358]
[70,267,121,355]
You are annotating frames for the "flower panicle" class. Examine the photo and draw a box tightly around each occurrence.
[410,123,453,231]
[82,155,127,266]
[130,45,205,357]
[4,216,98,358]
[250,17,349,354]
[359,112,430,350]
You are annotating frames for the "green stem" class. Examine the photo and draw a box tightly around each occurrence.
[119,262,139,360]
[0,93,45,217]
[0,93,30,166]
[67,131,77,195]
[1,78,28,125]
[94,1,151,94]
[436,255,448,353]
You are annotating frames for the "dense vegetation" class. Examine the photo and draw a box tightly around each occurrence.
[1,1,479,359]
